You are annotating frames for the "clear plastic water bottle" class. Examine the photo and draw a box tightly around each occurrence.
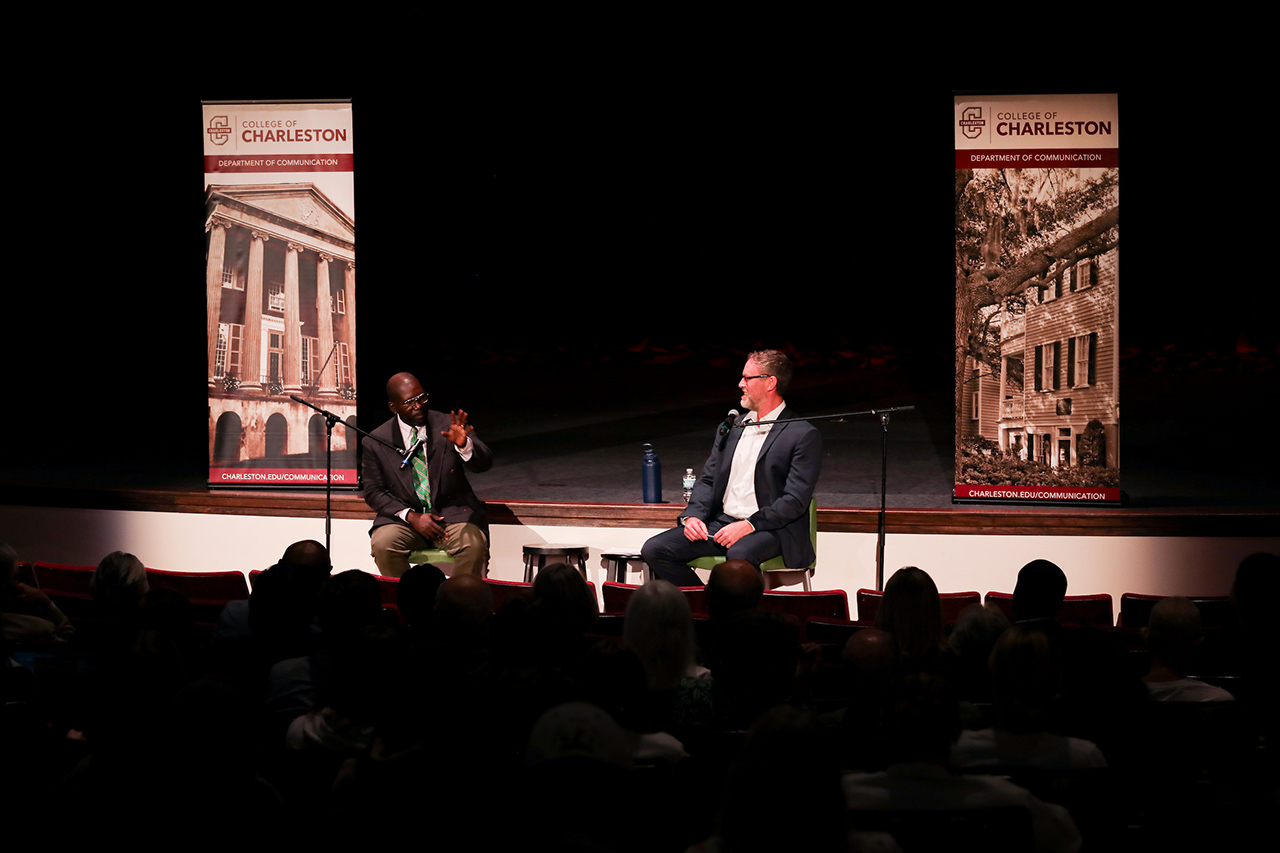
[682,468,696,504]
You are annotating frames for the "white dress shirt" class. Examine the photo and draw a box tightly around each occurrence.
[395,415,473,520]
[722,402,785,521]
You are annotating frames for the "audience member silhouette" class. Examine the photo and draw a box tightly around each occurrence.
[1008,558,1145,755]
[523,561,598,668]
[711,705,846,853]
[950,625,1108,770]
[699,559,765,674]
[1,542,74,642]
[1013,559,1069,626]
[711,610,801,730]
[12,541,1272,852]
[213,539,331,655]
[1224,552,1279,743]
[838,626,898,770]
[1143,596,1234,702]
[949,602,1011,706]
[876,565,957,679]
[704,558,764,623]
[264,569,383,728]
[90,550,148,617]
[394,562,446,636]
[519,701,644,852]
[64,604,278,837]
[431,572,495,685]
[623,579,714,729]
[75,550,149,650]
[1223,551,1279,680]
[843,671,1082,853]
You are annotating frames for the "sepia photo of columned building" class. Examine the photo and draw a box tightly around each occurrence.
[204,183,357,476]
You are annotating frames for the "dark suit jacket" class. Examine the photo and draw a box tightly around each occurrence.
[362,411,493,538]
[679,411,822,568]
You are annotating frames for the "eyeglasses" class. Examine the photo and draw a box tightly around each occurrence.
[400,391,429,408]
[741,374,772,382]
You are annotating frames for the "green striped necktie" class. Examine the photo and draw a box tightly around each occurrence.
[410,427,431,511]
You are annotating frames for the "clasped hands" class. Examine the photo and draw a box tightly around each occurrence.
[407,509,447,543]
[682,516,753,549]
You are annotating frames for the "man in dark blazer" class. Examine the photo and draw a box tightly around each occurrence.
[363,372,493,577]
[641,350,821,587]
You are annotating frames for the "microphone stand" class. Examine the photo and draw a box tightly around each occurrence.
[736,405,913,591]
[289,394,400,555]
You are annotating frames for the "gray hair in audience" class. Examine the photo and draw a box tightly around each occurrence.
[624,579,698,690]
[1145,596,1203,668]
[92,550,149,609]
[950,602,1011,656]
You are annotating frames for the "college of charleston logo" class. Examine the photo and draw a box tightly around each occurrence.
[959,106,984,140]
[206,115,232,146]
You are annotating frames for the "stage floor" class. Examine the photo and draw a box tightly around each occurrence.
[3,353,1277,513]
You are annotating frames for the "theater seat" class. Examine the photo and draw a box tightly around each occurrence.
[856,589,981,626]
[758,590,850,639]
[985,591,1114,628]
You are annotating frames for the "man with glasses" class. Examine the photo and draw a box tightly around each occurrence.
[641,350,822,587]
[362,372,493,577]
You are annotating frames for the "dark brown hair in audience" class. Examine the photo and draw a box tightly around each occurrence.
[877,566,946,662]
[989,625,1059,732]
[531,562,598,636]
[1232,552,1278,633]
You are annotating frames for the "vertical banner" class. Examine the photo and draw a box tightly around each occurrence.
[953,94,1120,504]
[203,101,358,488]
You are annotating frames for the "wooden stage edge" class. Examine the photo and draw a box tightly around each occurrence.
[2,485,1277,537]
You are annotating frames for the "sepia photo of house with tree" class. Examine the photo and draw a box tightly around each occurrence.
[955,164,1119,498]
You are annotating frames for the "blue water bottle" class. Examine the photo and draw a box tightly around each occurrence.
[642,442,662,503]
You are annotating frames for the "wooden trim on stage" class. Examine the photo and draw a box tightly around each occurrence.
[2,484,1276,537]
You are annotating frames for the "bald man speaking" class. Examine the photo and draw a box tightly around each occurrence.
[362,372,492,578]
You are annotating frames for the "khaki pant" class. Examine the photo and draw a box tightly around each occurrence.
[370,521,489,578]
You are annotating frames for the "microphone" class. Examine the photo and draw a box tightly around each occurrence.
[718,409,740,451]
[400,436,425,469]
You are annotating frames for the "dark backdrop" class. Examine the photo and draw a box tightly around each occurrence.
[4,26,1275,508]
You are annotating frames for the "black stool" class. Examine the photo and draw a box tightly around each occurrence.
[522,544,590,583]
[600,550,645,583]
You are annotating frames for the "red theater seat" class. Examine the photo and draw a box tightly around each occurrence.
[985,591,1114,628]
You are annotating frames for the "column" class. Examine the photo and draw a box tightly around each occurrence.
[205,219,229,388]
[241,230,269,391]
[316,253,336,394]
[283,242,303,393]
[998,353,1008,453]
[344,261,357,393]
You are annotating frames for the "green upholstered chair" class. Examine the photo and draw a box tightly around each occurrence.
[684,498,817,590]
[407,548,455,569]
